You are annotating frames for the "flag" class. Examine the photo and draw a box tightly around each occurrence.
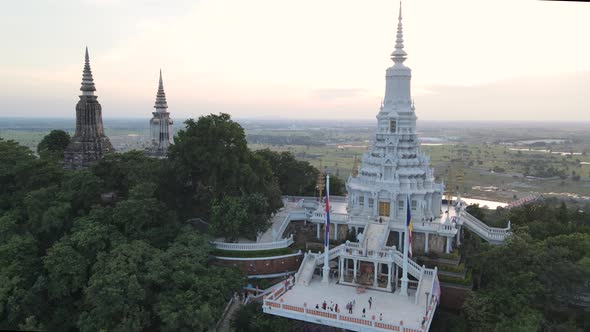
[406,194,413,258]
[324,178,330,247]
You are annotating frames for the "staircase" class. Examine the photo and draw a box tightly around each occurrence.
[459,211,510,244]
[363,222,389,252]
[295,254,317,286]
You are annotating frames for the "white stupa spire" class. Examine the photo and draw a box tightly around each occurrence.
[154,69,168,111]
[391,2,407,64]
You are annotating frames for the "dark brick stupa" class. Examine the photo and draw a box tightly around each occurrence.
[63,47,114,169]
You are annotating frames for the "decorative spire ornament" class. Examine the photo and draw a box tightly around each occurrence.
[80,46,96,95]
[391,1,407,64]
[154,69,168,110]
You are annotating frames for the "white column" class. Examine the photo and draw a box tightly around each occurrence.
[446,236,451,254]
[334,223,338,241]
[373,262,378,287]
[316,224,320,240]
[345,258,348,276]
[387,263,392,291]
[398,231,403,250]
[456,225,461,246]
[425,233,429,253]
[339,256,344,283]
[353,259,357,282]
[394,265,398,289]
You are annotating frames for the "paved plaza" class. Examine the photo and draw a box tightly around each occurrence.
[280,275,425,327]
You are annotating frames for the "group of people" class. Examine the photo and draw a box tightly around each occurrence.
[314,296,383,321]
[316,301,339,313]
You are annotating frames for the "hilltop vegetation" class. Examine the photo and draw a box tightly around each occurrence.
[435,200,590,331]
[0,113,339,331]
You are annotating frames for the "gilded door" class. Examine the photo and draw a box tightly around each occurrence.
[378,201,390,217]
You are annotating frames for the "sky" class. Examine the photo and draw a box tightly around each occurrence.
[1,0,590,121]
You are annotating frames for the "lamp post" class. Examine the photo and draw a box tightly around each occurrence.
[425,291,430,314]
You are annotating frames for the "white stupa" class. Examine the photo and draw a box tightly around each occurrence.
[346,5,444,223]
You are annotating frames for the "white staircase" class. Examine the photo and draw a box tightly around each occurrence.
[362,222,389,252]
[295,254,317,286]
[459,211,510,244]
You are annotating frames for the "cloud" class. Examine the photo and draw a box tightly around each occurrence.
[309,88,368,100]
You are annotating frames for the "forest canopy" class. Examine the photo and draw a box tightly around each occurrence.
[0,113,332,331]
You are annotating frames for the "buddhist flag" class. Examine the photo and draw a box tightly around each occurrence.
[324,178,330,247]
[406,194,413,258]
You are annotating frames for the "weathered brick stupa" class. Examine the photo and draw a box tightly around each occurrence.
[63,47,114,169]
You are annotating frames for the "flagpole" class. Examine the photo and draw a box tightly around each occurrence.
[400,194,409,296]
[322,174,330,283]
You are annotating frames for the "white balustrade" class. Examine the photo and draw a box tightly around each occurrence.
[212,235,294,251]
[460,211,511,243]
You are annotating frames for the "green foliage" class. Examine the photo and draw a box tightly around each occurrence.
[0,136,251,331]
[438,270,472,286]
[37,130,70,159]
[457,200,590,331]
[465,204,486,222]
[78,241,158,332]
[328,174,346,196]
[436,263,465,273]
[169,113,282,221]
[231,302,295,332]
[211,194,271,241]
[212,247,293,258]
[149,228,244,331]
[255,149,319,196]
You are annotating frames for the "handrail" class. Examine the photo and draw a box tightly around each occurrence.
[212,235,294,251]
[414,266,425,305]
[460,211,511,243]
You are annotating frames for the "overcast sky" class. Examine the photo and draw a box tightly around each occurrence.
[1,0,589,121]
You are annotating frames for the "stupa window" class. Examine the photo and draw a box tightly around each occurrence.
[411,200,417,211]
[368,198,374,210]
[390,120,397,133]
[359,196,365,207]
[398,200,404,211]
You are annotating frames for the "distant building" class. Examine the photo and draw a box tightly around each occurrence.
[63,48,114,170]
[147,70,173,157]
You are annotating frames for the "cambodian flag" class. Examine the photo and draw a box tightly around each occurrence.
[324,184,330,247]
[406,194,413,258]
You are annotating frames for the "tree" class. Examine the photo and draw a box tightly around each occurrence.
[90,150,161,197]
[254,149,318,196]
[168,114,281,219]
[465,204,485,221]
[328,174,346,196]
[232,302,294,332]
[111,182,179,248]
[148,228,244,331]
[211,196,249,242]
[37,130,70,159]
[78,241,160,332]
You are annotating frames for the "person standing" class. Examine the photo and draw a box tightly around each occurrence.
[369,296,373,309]
[362,308,366,318]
